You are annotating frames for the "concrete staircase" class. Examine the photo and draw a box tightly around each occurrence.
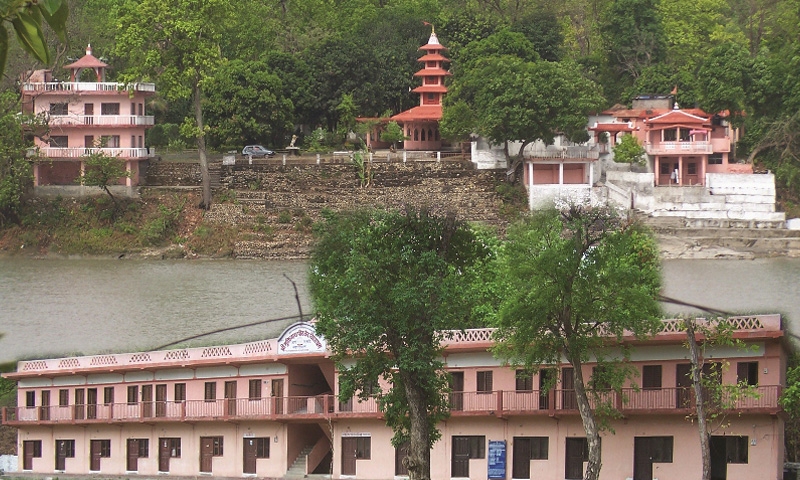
[286,445,314,478]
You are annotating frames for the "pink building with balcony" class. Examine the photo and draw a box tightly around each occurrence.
[2,315,787,480]
[21,45,156,195]
[590,96,746,187]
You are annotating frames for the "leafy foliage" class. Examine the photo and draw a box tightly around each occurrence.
[310,207,493,480]
[80,151,130,213]
[612,134,646,165]
[380,121,405,151]
[0,91,34,226]
[492,206,662,480]
[0,0,68,77]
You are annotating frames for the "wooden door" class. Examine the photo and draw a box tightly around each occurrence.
[55,440,68,470]
[158,439,171,472]
[200,436,214,473]
[90,440,103,471]
[74,388,85,420]
[39,390,50,421]
[225,381,237,416]
[676,363,692,408]
[562,368,577,409]
[142,384,153,418]
[450,372,464,411]
[512,438,531,479]
[243,437,257,474]
[84,103,94,125]
[156,384,167,417]
[341,437,358,476]
[272,379,284,414]
[127,439,140,472]
[710,436,728,480]
[87,388,97,419]
[633,437,653,480]
[23,441,35,470]
[565,438,585,480]
[451,436,470,477]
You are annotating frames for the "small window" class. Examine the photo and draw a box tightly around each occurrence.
[205,382,216,401]
[97,439,111,457]
[49,103,68,115]
[134,438,149,457]
[515,437,549,459]
[59,389,68,406]
[174,383,186,402]
[664,129,677,142]
[725,436,748,464]
[249,379,262,400]
[737,362,758,386]
[211,436,223,456]
[58,439,76,457]
[127,386,139,404]
[49,136,68,148]
[355,437,371,459]
[162,438,181,457]
[642,365,662,390]
[100,103,120,115]
[709,153,723,165]
[453,436,485,459]
[255,438,270,458]
[660,162,672,175]
[516,370,533,392]
[477,371,493,393]
[650,437,673,462]
[26,391,35,407]
[104,387,114,405]
[679,128,691,142]
[687,162,697,175]
[24,440,42,457]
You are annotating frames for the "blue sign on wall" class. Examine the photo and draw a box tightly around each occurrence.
[488,440,506,479]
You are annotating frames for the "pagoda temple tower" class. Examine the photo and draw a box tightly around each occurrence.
[390,26,451,151]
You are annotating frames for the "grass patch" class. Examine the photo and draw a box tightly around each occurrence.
[185,222,237,257]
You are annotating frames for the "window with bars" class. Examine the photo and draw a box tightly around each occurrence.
[211,436,223,456]
[205,382,216,401]
[59,389,68,406]
[49,136,68,148]
[249,379,262,400]
[58,439,76,457]
[133,439,149,457]
[255,438,270,458]
[49,103,67,115]
[516,370,533,392]
[174,383,186,402]
[515,436,549,460]
[127,386,138,404]
[100,103,120,115]
[24,440,42,457]
[162,438,181,457]
[477,371,493,393]
[355,437,371,459]
[97,440,111,457]
[642,365,662,389]
[453,436,485,459]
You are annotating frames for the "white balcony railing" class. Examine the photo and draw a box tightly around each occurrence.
[645,141,714,155]
[48,115,155,126]
[22,82,156,93]
[37,147,154,159]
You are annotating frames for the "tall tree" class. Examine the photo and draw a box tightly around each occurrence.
[113,0,231,209]
[310,207,492,480]
[0,91,35,225]
[492,205,662,480]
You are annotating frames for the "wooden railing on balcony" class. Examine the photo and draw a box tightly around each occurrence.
[2,386,780,426]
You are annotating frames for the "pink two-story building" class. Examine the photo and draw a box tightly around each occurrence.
[21,45,155,196]
[2,315,787,480]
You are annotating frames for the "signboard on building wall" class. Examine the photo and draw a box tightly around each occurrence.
[277,322,326,355]
[488,440,506,479]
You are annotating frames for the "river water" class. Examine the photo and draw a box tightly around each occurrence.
[0,257,798,364]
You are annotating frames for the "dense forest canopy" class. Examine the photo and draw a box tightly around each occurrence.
[2,0,799,199]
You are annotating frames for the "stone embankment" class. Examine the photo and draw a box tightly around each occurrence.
[144,159,507,259]
[143,159,800,260]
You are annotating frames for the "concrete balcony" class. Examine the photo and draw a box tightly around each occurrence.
[35,147,155,159]
[646,141,714,155]
[2,385,781,427]
[48,115,155,127]
[22,81,155,93]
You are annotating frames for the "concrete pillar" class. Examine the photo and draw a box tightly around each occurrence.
[126,161,133,187]
[559,163,564,185]
[316,154,320,165]
[588,162,593,186]
[282,154,286,165]
[437,151,441,162]
[403,151,407,163]
[677,156,683,186]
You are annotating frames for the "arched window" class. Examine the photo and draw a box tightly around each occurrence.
[414,129,419,141]
[421,129,426,141]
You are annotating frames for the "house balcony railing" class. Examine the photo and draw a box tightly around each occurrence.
[48,115,155,127]
[22,82,156,93]
[34,147,155,159]
[1,385,780,427]
[645,141,714,155]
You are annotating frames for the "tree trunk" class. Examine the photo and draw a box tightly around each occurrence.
[569,355,602,480]
[686,319,711,480]
[401,371,431,480]
[193,80,212,210]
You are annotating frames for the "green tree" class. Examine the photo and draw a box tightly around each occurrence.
[492,206,662,480]
[379,121,405,152]
[0,0,68,78]
[0,91,34,226]
[439,100,475,154]
[697,42,752,124]
[204,59,294,150]
[80,151,130,214]
[310,207,493,480]
[612,133,646,165]
[113,0,231,209]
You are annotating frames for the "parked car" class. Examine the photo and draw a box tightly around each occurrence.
[242,145,275,157]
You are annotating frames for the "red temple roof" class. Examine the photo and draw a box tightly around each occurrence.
[413,68,451,77]
[64,45,108,70]
[391,105,442,122]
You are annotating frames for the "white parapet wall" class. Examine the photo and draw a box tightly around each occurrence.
[470,141,508,170]
[0,455,18,473]
[604,171,785,227]
[529,185,605,209]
